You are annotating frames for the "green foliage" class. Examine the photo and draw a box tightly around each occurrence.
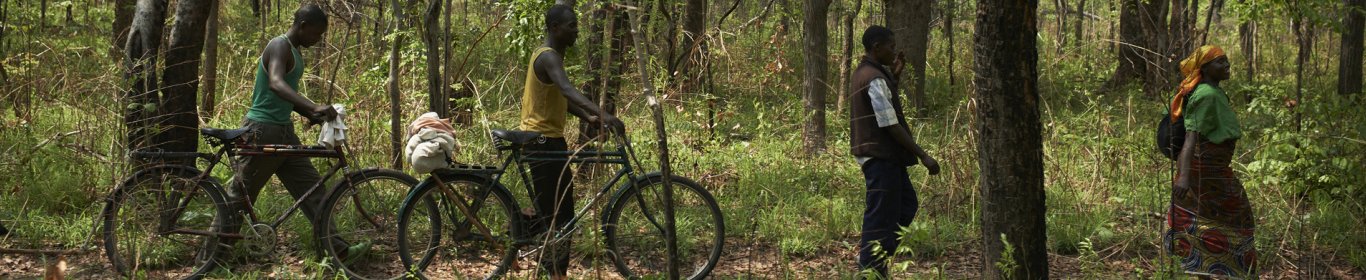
[499,0,554,60]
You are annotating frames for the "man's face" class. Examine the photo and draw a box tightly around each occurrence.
[872,40,896,66]
[552,15,579,47]
[299,21,329,48]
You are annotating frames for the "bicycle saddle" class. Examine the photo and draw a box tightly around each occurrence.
[491,130,544,145]
[200,127,250,141]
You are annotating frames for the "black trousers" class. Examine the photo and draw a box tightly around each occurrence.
[525,137,575,274]
[858,158,919,278]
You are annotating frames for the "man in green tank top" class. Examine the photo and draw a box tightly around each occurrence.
[225,4,366,263]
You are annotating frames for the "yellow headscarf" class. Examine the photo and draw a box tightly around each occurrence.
[1170,45,1226,121]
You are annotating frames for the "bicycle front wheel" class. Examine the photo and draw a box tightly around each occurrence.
[102,166,227,279]
[604,174,725,280]
[316,169,419,280]
[397,174,520,280]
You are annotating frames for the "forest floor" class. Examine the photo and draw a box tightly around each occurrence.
[2,238,1362,279]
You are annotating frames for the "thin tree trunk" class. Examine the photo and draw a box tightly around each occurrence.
[1339,0,1364,96]
[114,0,134,58]
[974,0,1048,279]
[423,0,444,117]
[580,2,609,144]
[802,0,829,155]
[124,0,168,151]
[837,0,862,113]
[1074,0,1085,44]
[157,0,214,161]
[946,0,955,86]
[388,0,405,169]
[1055,0,1066,51]
[885,0,932,115]
[1293,14,1313,132]
[201,0,220,115]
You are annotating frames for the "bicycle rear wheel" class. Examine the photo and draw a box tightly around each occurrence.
[316,169,419,280]
[604,175,724,280]
[102,166,227,279]
[398,174,520,280]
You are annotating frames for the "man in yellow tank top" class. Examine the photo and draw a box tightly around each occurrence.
[520,4,624,279]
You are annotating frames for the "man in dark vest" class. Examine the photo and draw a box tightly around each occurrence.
[848,25,940,278]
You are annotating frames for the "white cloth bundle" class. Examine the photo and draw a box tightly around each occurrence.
[317,104,348,148]
[405,112,457,173]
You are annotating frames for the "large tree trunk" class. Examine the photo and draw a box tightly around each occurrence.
[388,0,405,169]
[973,0,1049,279]
[802,0,829,155]
[200,0,220,115]
[114,0,135,58]
[157,0,213,161]
[885,0,932,115]
[1340,0,1365,96]
[423,0,444,117]
[124,0,169,151]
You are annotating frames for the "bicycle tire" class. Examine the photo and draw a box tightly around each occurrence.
[397,174,521,280]
[603,174,725,280]
[315,168,421,280]
[102,165,228,280]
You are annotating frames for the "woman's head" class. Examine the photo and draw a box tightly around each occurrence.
[1200,56,1231,83]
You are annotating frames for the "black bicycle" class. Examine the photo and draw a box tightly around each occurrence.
[395,130,725,279]
[101,127,420,280]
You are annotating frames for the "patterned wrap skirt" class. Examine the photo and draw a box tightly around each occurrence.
[1165,140,1257,278]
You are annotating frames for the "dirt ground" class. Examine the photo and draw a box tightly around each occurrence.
[3,239,1361,279]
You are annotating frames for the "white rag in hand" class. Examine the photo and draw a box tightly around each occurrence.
[405,127,456,173]
[318,104,348,148]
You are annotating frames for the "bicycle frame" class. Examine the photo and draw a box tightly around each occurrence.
[433,134,647,245]
[130,134,355,240]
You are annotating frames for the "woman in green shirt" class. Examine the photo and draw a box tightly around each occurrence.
[1164,45,1257,279]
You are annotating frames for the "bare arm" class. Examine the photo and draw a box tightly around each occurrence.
[886,124,939,175]
[1175,130,1199,187]
[264,39,334,123]
[536,51,620,131]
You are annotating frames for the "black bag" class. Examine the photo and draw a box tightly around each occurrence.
[1156,96,1189,161]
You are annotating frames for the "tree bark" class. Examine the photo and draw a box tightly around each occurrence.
[802,0,829,155]
[884,0,932,115]
[1074,0,1085,44]
[114,0,135,59]
[974,0,1049,279]
[1339,0,1364,96]
[579,3,628,143]
[201,0,220,115]
[837,0,862,114]
[388,0,405,169]
[423,0,444,117]
[1104,0,1167,94]
[123,0,168,151]
[946,0,955,86]
[1239,16,1256,82]
[673,0,708,94]
[157,0,213,160]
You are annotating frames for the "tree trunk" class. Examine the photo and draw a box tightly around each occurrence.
[1239,17,1256,82]
[157,0,213,160]
[1055,0,1066,51]
[423,0,444,117]
[946,0,955,86]
[113,0,134,58]
[1339,0,1364,96]
[1074,0,1085,44]
[200,0,220,115]
[837,0,862,114]
[974,0,1049,279]
[802,0,829,155]
[388,0,405,170]
[1105,0,1166,92]
[885,0,932,115]
[578,3,629,143]
[124,0,169,151]
[673,0,708,94]
[1293,13,1314,132]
